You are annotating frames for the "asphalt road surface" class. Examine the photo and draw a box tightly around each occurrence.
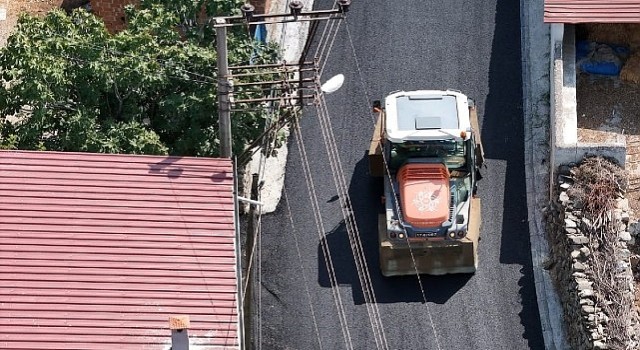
[253,1,545,349]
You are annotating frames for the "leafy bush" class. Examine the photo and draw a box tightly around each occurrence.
[0,0,279,158]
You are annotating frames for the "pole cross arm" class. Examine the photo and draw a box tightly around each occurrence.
[214,1,349,158]
[211,0,351,27]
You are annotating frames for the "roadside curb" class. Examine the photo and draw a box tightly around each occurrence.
[521,0,570,349]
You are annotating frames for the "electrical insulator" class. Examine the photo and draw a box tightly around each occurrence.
[241,3,255,22]
[337,0,351,13]
[289,0,304,18]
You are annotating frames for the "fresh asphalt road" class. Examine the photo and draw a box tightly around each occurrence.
[253,1,545,349]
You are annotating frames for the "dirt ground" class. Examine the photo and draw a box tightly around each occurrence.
[576,73,640,207]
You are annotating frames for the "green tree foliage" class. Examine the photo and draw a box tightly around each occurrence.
[0,0,279,158]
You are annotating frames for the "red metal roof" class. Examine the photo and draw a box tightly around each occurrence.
[545,0,640,23]
[0,150,239,350]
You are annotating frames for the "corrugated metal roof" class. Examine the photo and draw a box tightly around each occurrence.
[545,0,640,23]
[0,150,239,350]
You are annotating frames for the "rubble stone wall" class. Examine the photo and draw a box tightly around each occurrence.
[546,167,640,349]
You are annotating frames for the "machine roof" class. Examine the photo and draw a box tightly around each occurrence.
[385,90,471,143]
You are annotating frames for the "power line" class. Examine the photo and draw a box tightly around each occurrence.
[247,8,333,345]
[245,66,350,350]
[57,53,214,86]
[220,3,355,348]
[304,7,390,347]
[312,1,340,65]
[245,5,390,346]
[313,1,343,76]
[291,110,355,350]
[282,188,325,350]
[313,90,389,350]
[319,19,342,76]
[254,86,280,350]
[344,17,443,350]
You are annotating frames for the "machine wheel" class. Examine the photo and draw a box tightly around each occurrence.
[472,251,479,273]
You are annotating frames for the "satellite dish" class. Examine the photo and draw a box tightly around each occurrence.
[320,74,345,94]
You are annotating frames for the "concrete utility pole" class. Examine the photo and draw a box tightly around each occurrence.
[213,0,351,159]
[216,18,232,158]
[212,2,350,349]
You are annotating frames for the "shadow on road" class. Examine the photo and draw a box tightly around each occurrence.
[317,155,471,304]
[481,0,544,348]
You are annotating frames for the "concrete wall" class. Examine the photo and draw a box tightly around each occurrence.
[549,24,626,169]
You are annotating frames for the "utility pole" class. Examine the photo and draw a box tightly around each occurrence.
[216,18,232,158]
[212,2,351,350]
[213,0,351,159]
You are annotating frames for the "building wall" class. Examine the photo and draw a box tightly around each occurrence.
[90,0,139,33]
[253,0,268,14]
[1,1,270,39]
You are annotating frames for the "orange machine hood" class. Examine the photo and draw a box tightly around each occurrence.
[398,163,450,228]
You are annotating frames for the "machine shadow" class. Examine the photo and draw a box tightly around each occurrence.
[481,0,544,348]
[317,155,471,304]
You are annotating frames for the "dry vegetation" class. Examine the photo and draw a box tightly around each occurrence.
[568,157,633,349]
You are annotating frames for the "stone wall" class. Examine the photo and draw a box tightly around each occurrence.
[0,1,63,47]
[546,164,640,349]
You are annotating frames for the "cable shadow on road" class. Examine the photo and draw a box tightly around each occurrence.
[316,155,471,304]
